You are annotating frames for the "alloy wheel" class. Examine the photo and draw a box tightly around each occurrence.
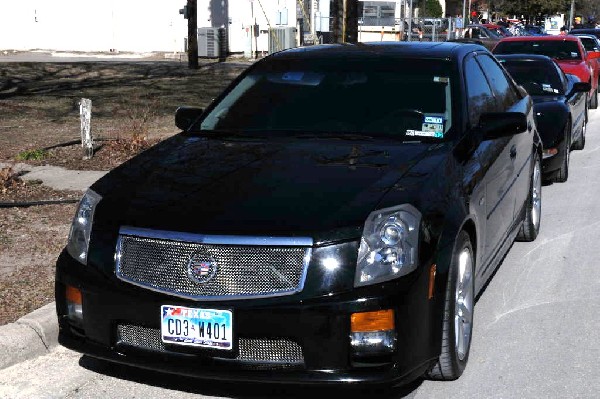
[531,160,542,229]
[454,247,474,361]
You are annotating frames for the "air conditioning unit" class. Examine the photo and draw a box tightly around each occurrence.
[268,27,297,54]
[198,27,220,57]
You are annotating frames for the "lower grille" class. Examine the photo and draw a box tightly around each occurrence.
[117,324,305,369]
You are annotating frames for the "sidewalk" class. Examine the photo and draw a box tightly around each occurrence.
[0,163,106,371]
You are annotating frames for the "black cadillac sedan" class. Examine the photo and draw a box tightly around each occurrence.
[497,54,590,182]
[56,42,542,388]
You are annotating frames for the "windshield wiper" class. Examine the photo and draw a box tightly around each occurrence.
[295,132,374,140]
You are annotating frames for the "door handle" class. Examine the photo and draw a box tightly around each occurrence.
[510,145,517,159]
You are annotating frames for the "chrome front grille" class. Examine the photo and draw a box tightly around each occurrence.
[115,227,312,300]
[116,324,305,367]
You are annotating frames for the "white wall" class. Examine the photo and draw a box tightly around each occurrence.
[0,0,297,54]
[0,0,187,52]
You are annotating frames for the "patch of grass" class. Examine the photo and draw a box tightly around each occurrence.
[16,149,47,161]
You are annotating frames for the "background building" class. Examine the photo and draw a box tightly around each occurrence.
[0,0,446,55]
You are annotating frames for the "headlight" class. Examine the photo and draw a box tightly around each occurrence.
[355,204,421,287]
[66,189,102,265]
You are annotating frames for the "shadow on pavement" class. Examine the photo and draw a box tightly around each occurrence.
[79,355,423,398]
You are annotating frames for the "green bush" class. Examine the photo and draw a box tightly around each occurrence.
[16,149,47,161]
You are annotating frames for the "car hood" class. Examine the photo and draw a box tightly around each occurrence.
[556,60,589,79]
[91,134,445,241]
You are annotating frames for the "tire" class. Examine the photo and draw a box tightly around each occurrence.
[426,230,474,381]
[590,89,598,110]
[516,154,542,242]
[571,114,586,151]
[553,125,570,182]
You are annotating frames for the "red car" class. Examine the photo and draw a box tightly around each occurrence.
[492,35,600,108]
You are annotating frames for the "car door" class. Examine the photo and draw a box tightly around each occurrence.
[563,71,587,138]
[463,54,515,267]
[476,53,532,222]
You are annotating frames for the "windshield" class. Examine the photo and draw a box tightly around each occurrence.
[494,40,582,60]
[499,59,564,96]
[578,37,599,52]
[197,58,455,141]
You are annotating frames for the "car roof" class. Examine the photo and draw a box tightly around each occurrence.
[570,28,600,33]
[270,42,485,62]
[498,35,580,42]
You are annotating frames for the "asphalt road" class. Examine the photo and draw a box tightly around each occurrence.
[0,109,599,398]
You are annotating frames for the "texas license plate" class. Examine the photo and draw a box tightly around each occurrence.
[161,305,233,350]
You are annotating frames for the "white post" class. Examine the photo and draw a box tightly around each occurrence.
[79,98,93,160]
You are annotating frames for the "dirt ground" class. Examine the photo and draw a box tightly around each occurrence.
[0,58,250,325]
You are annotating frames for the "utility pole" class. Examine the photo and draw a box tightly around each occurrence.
[568,0,575,30]
[187,0,199,69]
[331,0,358,43]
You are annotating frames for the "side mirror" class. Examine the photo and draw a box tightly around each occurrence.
[570,81,592,95]
[175,106,204,131]
[480,112,528,139]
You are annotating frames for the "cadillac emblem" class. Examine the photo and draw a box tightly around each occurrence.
[187,253,218,284]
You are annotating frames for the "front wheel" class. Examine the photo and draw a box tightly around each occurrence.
[516,154,542,241]
[571,113,586,151]
[426,230,474,381]
[553,125,570,182]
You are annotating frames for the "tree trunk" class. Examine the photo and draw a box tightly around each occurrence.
[331,0,358,44]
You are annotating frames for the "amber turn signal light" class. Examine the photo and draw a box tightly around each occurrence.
[66,285,82,305]
[351,309,395,332]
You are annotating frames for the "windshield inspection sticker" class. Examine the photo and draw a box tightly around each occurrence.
[421,115,444,136]
[542,83,558,94]
[406,130,444,138]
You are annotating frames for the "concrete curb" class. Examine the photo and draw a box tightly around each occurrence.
[0,302,58,370]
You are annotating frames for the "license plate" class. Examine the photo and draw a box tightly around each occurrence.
[161,305,233,350]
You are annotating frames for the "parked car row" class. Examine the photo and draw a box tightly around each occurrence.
[492,34,600,183]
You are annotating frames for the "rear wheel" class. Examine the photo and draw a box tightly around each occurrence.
[553,125,570,182]
[517,154,542,242]
[427,230,474,381]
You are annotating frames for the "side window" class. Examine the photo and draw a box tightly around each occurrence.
[555,63,568,93]
[476,55,520,110]
[464,56,496,127]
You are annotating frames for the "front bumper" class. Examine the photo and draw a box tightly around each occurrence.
[55,248,440,387]
[541,138,567,178]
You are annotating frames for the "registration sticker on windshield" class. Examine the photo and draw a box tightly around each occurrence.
[421,115,444,136]
[406,130,444,138]
[542,84,558,94]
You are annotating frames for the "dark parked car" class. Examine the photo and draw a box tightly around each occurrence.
[497,54,590,182]
[523,25,547,36]
[569,28,600,40]
[456,24,503,50]
[56,42,542,388]
[492,35,600,109]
